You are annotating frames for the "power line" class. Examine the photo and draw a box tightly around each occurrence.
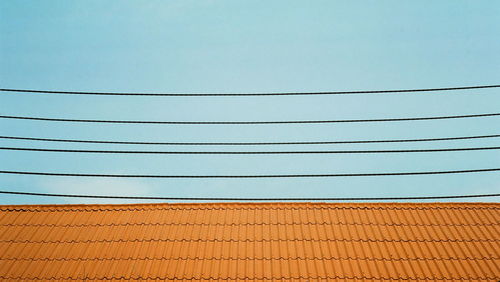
[1,112,499,125]
[1,190,498,201]
[1,146,500,154]
[1,134,499,145]
[1,168,498,178]
[1,84,499,96]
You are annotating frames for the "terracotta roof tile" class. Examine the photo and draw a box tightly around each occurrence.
[0,202,498,281]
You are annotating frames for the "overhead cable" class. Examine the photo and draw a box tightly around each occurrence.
[1,146,500,154]
[1,190,499,201]
[1,84,499,96]
[1,168,498,178]
[1,112,499,125]
[1,134,499,145]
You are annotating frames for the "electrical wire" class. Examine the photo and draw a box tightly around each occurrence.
[1,84,499,96]
[3,85,498,201]
[1,134,499,145]
[1,146,500,154]
[1,168,498,178]
[1,190,498,201]
[1,112,499,124]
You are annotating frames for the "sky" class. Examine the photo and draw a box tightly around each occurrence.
[0,0,499,205]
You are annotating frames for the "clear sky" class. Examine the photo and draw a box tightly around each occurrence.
[1,1,499,205]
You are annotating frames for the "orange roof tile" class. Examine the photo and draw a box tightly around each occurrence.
[0,202,498,281]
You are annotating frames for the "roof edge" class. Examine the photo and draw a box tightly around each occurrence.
[0,201,499,210]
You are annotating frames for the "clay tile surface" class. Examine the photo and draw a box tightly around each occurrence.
[0,202,499,281]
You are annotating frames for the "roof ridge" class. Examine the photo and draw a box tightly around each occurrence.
[1,202,499,212]
[1,201,498,209]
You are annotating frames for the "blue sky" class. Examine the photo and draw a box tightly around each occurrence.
[1,0,499,205]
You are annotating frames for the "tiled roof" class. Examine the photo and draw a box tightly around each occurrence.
[0,202,498,281]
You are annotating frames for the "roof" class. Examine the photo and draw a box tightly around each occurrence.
[0,202,498,281]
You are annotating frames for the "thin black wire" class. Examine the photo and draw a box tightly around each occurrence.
[1,134,499,145]
[1,190,498,201]
[1,168,498,178]
[1,112,500,124]
[1,84,499,96]
[1,146,500,154]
